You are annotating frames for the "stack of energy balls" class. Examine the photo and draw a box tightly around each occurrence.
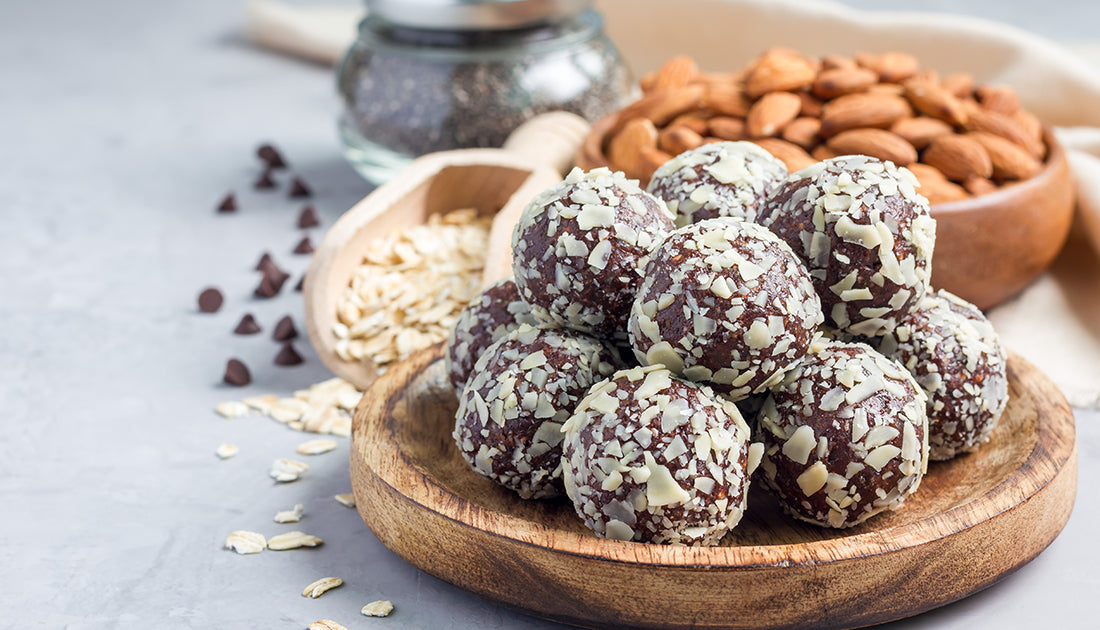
[446,141,1008,546]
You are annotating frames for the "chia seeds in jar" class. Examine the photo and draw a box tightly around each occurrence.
[336,0,637,185]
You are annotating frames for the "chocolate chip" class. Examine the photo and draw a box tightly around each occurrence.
[216,193,237,213]
[223,358,252,386]
[255,251,275,272]
[274,341,304,366]
[293,236,314,255]
[257,143,287,169]
[253,169,276,190]
[234,313,262,335]
[288,177,312,198]
[297,205,320,228]
[254,267,289,298]
[294,275,305,292]
[198,287,224,313]
[272,315,298,341]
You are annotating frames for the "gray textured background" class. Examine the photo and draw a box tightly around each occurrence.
[2,1,1096,628]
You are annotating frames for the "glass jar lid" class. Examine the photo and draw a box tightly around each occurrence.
[365,0,592,31]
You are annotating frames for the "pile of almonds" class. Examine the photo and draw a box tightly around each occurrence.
[604,48,1047,204]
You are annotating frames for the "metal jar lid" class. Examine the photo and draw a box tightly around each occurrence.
[365,0,592,31]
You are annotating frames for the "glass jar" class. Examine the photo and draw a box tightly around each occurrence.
[336,0,637,185]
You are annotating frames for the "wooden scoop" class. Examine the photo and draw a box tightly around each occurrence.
[303,112,591,391]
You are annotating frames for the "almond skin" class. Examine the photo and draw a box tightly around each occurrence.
[976,84,1021,116]
[890,116,954,149]
[941,73,975,98]
[781,117,822,150]
[746,91,802,137]
[965,131,1042,181]
[856,51,919,83]
[659,125,705,156]
[608,118,658,180]
[752,138,816,172]
[708,116,746,141]
[703,83,752,118]
[922,135,994,181]
[650,55,699,91]
[903,79,969,126]
[745,50,817,98]
[819,93,912,136]
[826,128,918,166]
[963,176,998,196]
[812,67,878,99]
[965,105,1046,158]
[918,176,970,204]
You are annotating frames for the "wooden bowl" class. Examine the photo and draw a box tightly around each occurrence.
[576,120,1075,310]
[350,346,1076,630]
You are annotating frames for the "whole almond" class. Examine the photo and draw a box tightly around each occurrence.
[812,67,878,99]
[918,176,970,205]
[613,84,704,133]
[708,116,746,141]
[781,117,822,150]
[963,176,998,196]
[826,128,918,166]
[866,83,905,97]
[964,106,1045,158]
[669,112,710,136]
[941,73,975,98]
[822,54,858,71]
[797,92,825,118]
[812,144,840,161]
[976,84,1020,116]
[703,83,752,118]
[904,79,969,126]
[922,135,993,181]
[651,55,699,91]
[746,91,802,137]
[608,118,658,180]
[890,116,954,149]
[752,138,816,172]
[905,162,950,184]
[659,125,705,156]
[639,146,674,180]
[819,93,912,136]
[965,131,1042,181]
[856,51,919,83]
[745,50,817,98]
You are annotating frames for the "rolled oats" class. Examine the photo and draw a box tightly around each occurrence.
[224,530,266,554]
[274,504,304,523]
[361,600,394,617]
[269,458,309,482]
[334,493,356,508]
[297,438,338,456]
[267,530,323,550]
[215,443,239,459]
[302,577,344,599]
[214,401,250,418]
[308,620,347,630]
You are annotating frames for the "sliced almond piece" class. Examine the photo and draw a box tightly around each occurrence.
[965,131,1042,181]
[922,135,993,181]
[826,128,917,166]
[819,93,912,137]
[746,91,802,138]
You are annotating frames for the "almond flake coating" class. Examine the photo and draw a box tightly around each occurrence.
[511,167,675,340]
[361,600,394,617]
[274,504,304,523]
[215,443,239,459]
[302,577,344,598]
[334,493,356,508]
[269,458,309,483]
[758,338,929,528]
[760,155,936,337]
[628,218,822,401]
[445,277,538,393]
[224,530,266,554]
[562,364,756,546]
[309,620,347,630]
[267,531,322,550]
[648,141,788,226]
[297,438,338,455]
[874,289,1007,460]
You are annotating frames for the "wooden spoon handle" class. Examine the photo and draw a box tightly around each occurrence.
[501,111,591,176]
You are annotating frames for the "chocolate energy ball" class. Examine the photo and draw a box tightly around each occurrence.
[875,289,1008,460]
[760,155,937,338]
[561,365,760,546]
[647,141,789,227]
[453,324,618,499]
[511,167,676,340]
[758,338,929,528]
[445,278,539,393]
[628,218,823,401]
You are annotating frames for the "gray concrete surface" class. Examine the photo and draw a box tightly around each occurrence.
[2,1,1096,628]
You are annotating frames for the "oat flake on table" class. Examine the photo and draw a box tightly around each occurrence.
[267,530,322,550]
[217,377,360,437]
[362,600,395,617]
[334,493,356,508]
[302,576,344,598]
[224,530,266,554]
[269,458,309,482]
[274,503,304,523]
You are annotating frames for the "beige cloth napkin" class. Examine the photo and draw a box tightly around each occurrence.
[245,0,1100,408]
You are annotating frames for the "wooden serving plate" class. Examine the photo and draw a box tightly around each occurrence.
[350,346,1076,630]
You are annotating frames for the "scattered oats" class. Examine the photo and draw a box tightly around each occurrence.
[297,438,339,456]
[302,577,344,599]
[274,503,304,523]
[361,600,394,617]
[334,493,356,508]
[214,401,250,418]
[267,530,323,550]
[329,415,352,438]
[215,443,239,459]
[224,530,266,554]
[242,394,278,414]
[333,209,490,371]
[270,458,309,482]
[270,397,310,423]
[308,620,347,630]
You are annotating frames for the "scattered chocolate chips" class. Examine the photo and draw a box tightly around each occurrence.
[288,177,312,198]
[253,169,277,190]
[294,275,305,292]
[293,236,314,255]
[216,193,237,213]
[234,313,262,335]
[274,341,305,366]
[198,287,225,313]
[297,205,320,229]
[257,143,287,169]
[223,358,252,386]
[254,266,290,298]
[255,251,275,272]
[272,315,298,341]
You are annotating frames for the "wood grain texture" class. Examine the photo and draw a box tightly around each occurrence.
[350,345,1076,630]
[577,117,1075,310]
[304,113,589,391]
